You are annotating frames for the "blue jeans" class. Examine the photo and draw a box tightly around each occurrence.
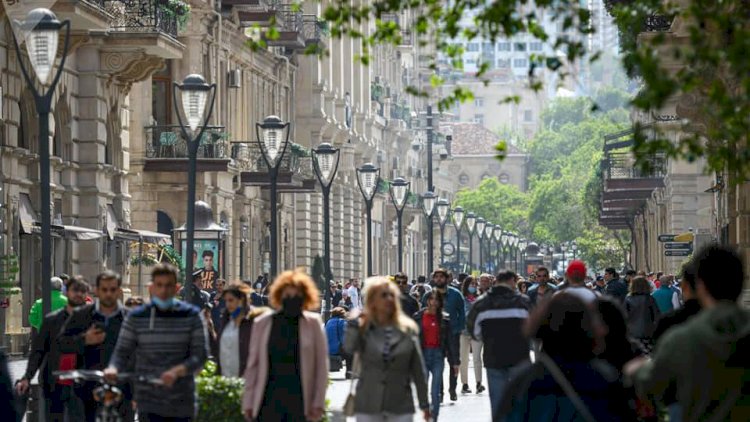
[487,367,515,421]
[668,403,683,422]
[423,348,445,420]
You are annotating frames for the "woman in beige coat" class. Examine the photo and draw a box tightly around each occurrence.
[343,277,430,422]
[242,270,328,421]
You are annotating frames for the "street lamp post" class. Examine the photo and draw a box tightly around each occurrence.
[436,198,450,265]
[357,163,380,276]
[422,192,437,274]
[484,223,494,273]
[452,206,465,269]
[13,9,71,316]
[501,232,509,268]
[390,177,410,272]
[518,239,527,275]
[465,213,477,272]
[493,227,502,270]
[475,218,486,273]
[561,242,568,271]
[509,234,518,272]
[571,241,578,260]
[312,143,340,318]
[173,74,217,303]
[255,116,291,279]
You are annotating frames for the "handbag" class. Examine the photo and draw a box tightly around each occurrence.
[343,351,360,417]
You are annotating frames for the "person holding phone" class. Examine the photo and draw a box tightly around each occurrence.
[57,271,132,422]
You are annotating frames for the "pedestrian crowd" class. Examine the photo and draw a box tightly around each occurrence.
[2,244,749,421]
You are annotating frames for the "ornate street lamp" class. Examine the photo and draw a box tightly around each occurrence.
[390,177,410,272]
[501,231,509,268]
[475,217,486,273]
[509,233,519,272]
[436,198,450,265]
[484,223,494,273]
[174,74,218,302]
[561,242,568,271]
[312,143,340,318]
[518,239,528,275]
[255,115,291,278]
[452,206,465,268]
[465,212,477,272]
[493,226,503,270]
[12,9,71,315]
[422,191,437,275]
[357,163,380,276]
[571,240,578,260]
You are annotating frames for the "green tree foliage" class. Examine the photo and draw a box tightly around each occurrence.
[453,178,528,233]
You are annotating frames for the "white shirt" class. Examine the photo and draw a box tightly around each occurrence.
[219,321,240,378]
[347,286,361,310]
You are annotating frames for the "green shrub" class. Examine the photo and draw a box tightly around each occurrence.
[196,361,245,422]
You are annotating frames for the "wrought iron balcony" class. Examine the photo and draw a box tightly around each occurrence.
[143,125,230,172]
[602,152,666,180]
[107,0,181,38]
[302,14,327,48]
[644,14,673,32]
[234,141,316,192]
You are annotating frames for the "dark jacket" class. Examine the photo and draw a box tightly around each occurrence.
[653,299,701,341]
[211,307,266,376]
[1,350,22,422]
[527,283,557,306]
[413,310,460,366]
[500,357,629,422]
[604,278,628,303]
[625,294,660,339]
[421,286,466,336]
[57,303,128,371]
[23,308,71,393]
[467,284,531,369]
[401,294,420,320]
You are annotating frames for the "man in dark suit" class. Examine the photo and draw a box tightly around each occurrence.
[16,277,89,421]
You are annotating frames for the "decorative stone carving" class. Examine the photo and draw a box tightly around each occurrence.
[123,208,131,229]
[101,51,166,96]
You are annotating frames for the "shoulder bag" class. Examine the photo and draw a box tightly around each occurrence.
[342,351,360,417]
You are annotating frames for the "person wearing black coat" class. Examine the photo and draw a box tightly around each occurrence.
[395,273,420,319]
[625,277,661,353]
[414,291,459,421]
[1,350,21,422]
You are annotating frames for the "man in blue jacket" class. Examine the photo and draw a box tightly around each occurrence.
[422,268,465,402]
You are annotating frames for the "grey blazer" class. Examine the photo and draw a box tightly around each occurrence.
[343,320,429,415]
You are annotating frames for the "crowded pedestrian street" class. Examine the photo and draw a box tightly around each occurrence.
[2,0,750,421]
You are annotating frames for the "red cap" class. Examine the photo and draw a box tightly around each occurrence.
[566,260,587,279]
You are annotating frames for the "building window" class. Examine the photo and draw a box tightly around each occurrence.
[474,114,484,125]
[482,42,494,52]
[466,59,476,64]
[497,42,511,51]
[530,42,543,51]
[459,173,470,185]
[466,43,479,52]
[475,97,484,107]
[497,59,511,68]
[513,58,528,68]
[524,109,533,122]
[499,173,510,184]
[514,42,527,52]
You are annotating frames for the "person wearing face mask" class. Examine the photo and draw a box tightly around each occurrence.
[105,264,208,421]
[459,276,485,395]
[212,282,269,378]
[420,268,466,402]
[242,270,328,422]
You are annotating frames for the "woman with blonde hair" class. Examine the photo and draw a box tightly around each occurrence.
[242,270,328,421]
[343,277,430,422]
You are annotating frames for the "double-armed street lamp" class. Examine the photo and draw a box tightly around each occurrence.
[357,163,380,277]
[452,206,465,269]
[475,218,486,273]
[465,212,477,272]
[421,191,437,275]
[436,198,450,265]
[174,75,217,302]
[390,177,410,272]
[255,116,291,279]
[13,8,72,315]
[312,143,340,317]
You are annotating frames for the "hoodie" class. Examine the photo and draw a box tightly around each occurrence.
[634,302,750,421]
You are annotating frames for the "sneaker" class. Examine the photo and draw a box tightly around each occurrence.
[450,391,458,401]
[476,383,486,394]
[461,384,471,394]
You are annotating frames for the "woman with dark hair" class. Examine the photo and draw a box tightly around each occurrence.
[459,276,485,394]
[499,293,629,421]
[325,307,350,377]
[625,277,661,354]
[596,297,645,372]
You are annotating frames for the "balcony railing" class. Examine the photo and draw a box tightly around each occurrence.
[145,125,229,159]
[644,14,673,31]
[302,14,327,45]
[107,0,179,38]
[603,152,666,180]
[277,4,303,32]
[232,141,314,179]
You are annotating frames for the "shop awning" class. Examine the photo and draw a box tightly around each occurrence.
[114,228,171,245]
[57,225,104,240]
[106,205,119,240]
[20,193,104,240]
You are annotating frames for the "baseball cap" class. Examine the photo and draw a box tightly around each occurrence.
[566,260,587,279]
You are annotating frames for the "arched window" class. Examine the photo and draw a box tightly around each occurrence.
[105,103,121,166]
[18,88,37,151]
[53,92,72,161]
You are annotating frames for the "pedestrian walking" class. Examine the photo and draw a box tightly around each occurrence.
[604,268,628,303]
[105,263,208,421]
[526,267,557,306]
[627,245,750,421]
[467,270,531,418]
[343,277,430,422]
[499,292,630,421]
[242,270,328,421]
[57,271,133,422]
[651,275,680,313]
[420,268,465,402]
[347,278,362,311]
[325,307,351,377]
[396,272,420,318]
[212,282,267,378]
[459,275,485,394]
[16,277,88,421]
[28,276,67,331]
[624,277,660,354]
[414,290,459,421]
[557,261,599,304]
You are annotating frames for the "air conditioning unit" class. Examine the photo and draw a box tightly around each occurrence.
[228,69,242,88]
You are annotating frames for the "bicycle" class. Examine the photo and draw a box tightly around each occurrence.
[53,369,163,422]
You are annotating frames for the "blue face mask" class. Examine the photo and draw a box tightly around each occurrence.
[468,286,477,294]
[151,296,175,310]
[230,306,245,319]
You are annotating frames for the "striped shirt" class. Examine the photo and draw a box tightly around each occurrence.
[109,300,208,418]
